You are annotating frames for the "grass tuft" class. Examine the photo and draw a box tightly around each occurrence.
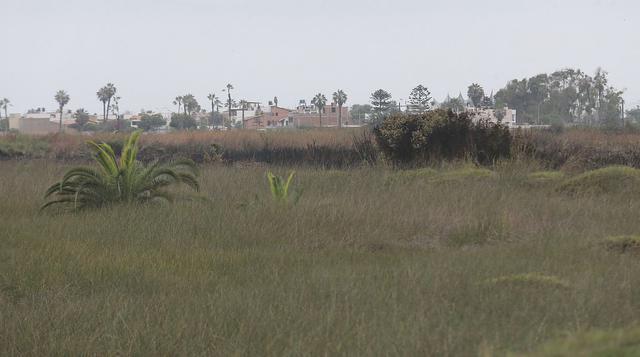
[558,166,640,195]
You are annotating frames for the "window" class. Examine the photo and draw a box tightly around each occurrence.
[331,107,336,113]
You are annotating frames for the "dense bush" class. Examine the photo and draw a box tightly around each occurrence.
[373,109,511,166]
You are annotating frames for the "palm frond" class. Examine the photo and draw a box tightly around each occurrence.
[42,132,201,211]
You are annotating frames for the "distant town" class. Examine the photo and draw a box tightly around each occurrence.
[2,67,635,135]
[1,88,517,135]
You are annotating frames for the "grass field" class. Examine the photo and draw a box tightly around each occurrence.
[3,159,640,355]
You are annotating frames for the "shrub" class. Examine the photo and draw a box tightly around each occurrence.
[373,109,511,166]
[42,131,199,211]
[603,235,640,254]
[558,166,640,195]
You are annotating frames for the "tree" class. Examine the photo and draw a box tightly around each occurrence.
[71,108,90,130]
[370,89,393,123]
[182,94,200,116]
[206,93,219,126]
[110,95,122,131]
[0,98,10,128]
[441,95,465,113]
[481,96,493,108]
[627,107,640,123]
[97,83,116,122]
[332,90,348,128]
[350,104,372,124]
[138,113,166,131]
[54,90,70,133]
[311,93,327,127]
[494,68,623,125]
[225,83,234,126]
[408,85,431,113]
[42,131,199,211]
[173,96,183,114]
[467,83,485,108]
[170,113,198,130]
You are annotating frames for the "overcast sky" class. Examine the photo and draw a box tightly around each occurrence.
[1,0,638,114]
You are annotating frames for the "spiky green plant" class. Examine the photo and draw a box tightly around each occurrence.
[42,131,199,211]
[266,171,301,204]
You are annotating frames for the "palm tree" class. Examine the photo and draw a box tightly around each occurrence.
[207,93,218,126]
[0,98,10,121]
[332,90,348,128]
[104,83,117,121]
[54,90,70,133]
[173,96,183,114]
[182,94,199,116]
[97,88,108,122]
[42,131,199,211]
[222,83,235,125]
[97,83,117,122]
[311,93,327,127]
[0,98,9,131]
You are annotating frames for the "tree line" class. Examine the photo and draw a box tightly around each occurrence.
[0,67,632,132]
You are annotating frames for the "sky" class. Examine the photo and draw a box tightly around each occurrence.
[1,0,639,114]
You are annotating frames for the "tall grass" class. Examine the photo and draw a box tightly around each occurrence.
[6,127,640,171]
[3,161,640,355]
[0,129,377,168]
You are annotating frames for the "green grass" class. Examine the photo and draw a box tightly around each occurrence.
[558,166,640,195]
[3,161,640,355]
[518,327,640,356]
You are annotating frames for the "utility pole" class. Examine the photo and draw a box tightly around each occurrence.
[621,98,625,124]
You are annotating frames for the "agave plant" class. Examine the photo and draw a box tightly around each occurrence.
[266,171,301,204]
[42,131,199,211]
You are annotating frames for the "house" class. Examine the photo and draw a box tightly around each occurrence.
[286,100,350,128]
[243,105,292,129]
[8,110,77,134]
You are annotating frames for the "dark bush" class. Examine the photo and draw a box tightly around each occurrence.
[373,109,511,166]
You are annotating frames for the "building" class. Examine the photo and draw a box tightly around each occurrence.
[243,105,292,129]
[223,101,263,125]
[8,110,78,134]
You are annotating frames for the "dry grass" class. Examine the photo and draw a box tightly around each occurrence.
[7,127,640,171]
[2,160,640,355]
